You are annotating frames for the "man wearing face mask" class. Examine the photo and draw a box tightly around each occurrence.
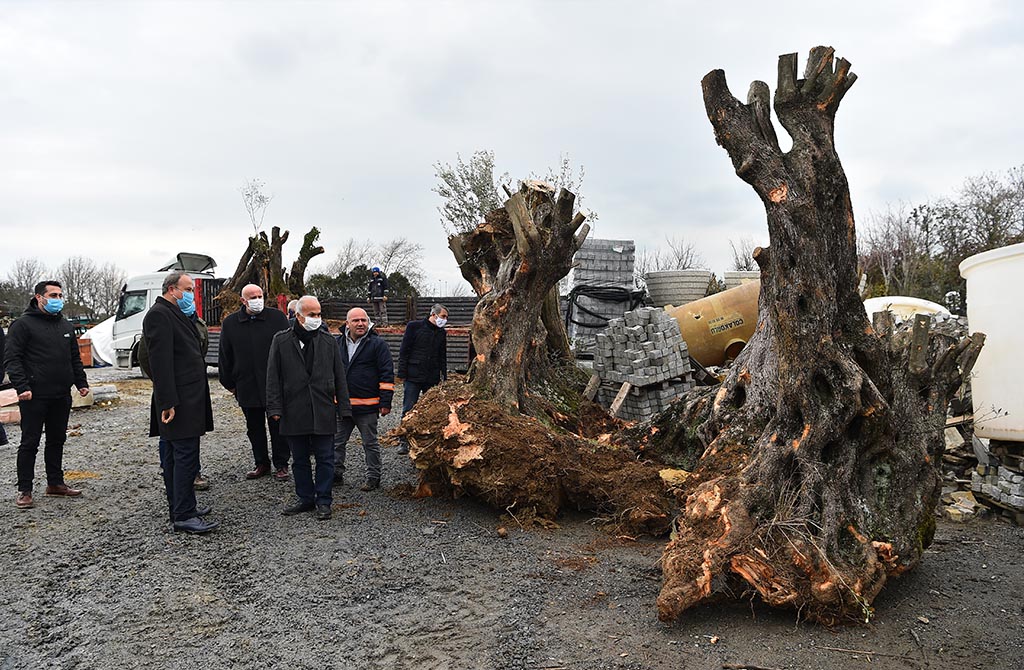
[143,271,217,534]
[266,295,351,520]
[4,280,89,509]
[218,284,290,480]
[396,303,448,455]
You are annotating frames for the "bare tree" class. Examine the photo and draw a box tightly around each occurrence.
[634,236,705,287]
[93,262,127,319]
[240,178,273,235]
[6,257,50,296]
[728,236,760,271]
[375,237,425,290]
[326,238,375,276]
[56,256,100,317]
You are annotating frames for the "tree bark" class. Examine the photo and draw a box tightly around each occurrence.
[288,227,325,296]
[452,181,590,411]
[656,47,984,625]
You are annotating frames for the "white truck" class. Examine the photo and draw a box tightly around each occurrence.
[112,253,225,369]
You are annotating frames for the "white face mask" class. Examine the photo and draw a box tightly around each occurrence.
[247,298,264,313]
[302,316,322,331]
[434,317,448,328]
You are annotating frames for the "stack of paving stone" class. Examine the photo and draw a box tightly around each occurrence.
[592,306,692,421]
[972,464,1024,509]
[568,238,639,355]
[573,238,636,287]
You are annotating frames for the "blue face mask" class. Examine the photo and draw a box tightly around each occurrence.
[176,289,195,313]
[42,298,64,314]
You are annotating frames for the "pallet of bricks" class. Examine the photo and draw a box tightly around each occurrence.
[972,439,1024,523]
[569,238,637,357]
[591,306,692,422]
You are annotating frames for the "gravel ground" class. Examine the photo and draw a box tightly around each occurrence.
[0,367,1022,670]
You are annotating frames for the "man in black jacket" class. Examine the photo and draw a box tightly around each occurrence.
[218,283,290,481]
[144,271,217,534]
[267,295,351,520]
[367,266,389,326]
[5,282,89,510]
[4,281,89,509]
[333,307,393,491]
[396,303,448,454]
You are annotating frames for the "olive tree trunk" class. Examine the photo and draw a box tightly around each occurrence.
[657,47,984,624]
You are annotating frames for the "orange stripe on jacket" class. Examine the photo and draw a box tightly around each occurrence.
[350,397,381,406]
[378,382,395,391]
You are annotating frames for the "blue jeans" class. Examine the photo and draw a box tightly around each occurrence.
[401,380,435,417]
[160,436,200,522]
[287,434,334,506]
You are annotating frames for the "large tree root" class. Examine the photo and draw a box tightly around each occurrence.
[396,383,674,537]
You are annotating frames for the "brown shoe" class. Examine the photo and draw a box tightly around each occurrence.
[272,467,289,481]
[246,464,271,480]
[193,474,210,490]
[45,483,82,497]
[15,492,34,509]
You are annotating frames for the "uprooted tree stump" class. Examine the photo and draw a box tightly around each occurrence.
[654,47,985,624]
[399,181,674,535]
[216,225,325,321]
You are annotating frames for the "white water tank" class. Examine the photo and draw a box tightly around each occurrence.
[959,242,1024,441]
[645,269,713,307]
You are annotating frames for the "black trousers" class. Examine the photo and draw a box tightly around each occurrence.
[17,395,72,492]
[242,406,288,469]
[162,436,201,522]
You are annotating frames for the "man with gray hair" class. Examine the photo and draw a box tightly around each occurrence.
[396,303,448,454]
[144,271,216,534]
[266,295,351,520]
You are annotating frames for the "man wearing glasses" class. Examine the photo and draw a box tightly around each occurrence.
[144,271,217,534]
[4,280,89,509]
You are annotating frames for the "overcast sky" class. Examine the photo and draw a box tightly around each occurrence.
[2,1,1022,295]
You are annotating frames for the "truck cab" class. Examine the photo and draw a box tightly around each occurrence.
[112,253,223,369]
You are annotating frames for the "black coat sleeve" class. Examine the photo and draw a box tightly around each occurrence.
[218,318,236,391]
[3,321,30,394]
[397,322,415,379]
[0,327,5,381]
[145,307,179,411]
[265,335,283,418]
[377,339,394,409]
[333,341,351,419]
[69,324,87,390]
[439,330,448,381]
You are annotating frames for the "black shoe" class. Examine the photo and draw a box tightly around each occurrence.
[282,502,315,516]
[397,443,409,455]
[331,474,344,488]
[196,505,212,517]
[173,517,218,534]
[360,478,380,492]
[316,504,332,521]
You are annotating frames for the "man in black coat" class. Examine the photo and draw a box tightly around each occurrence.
[367,266,389,325]
[218,283,290,481]
[266,295,351,521]
[396,303,448,454]
[144,271,217,534]
[4,280,89,509]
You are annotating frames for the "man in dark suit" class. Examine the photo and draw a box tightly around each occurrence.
[266,295,351,521]
[144,271,217,534]
[396,303,448,454]
[218,283,290,481]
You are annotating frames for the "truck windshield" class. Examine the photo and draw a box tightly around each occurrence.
[116,290,148,321]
